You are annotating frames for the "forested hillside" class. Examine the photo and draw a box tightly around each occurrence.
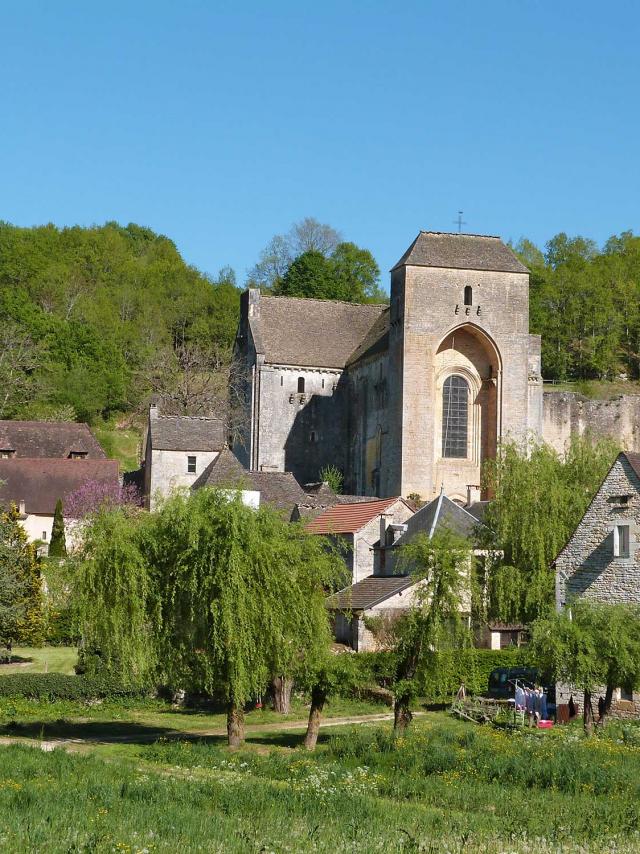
[521,231,640,382]
[1,221,639,437]
[0,222,240,423]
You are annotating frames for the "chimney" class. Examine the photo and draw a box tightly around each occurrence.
[248,288,261,318]
[18,500,26,517]
[149,402,159,419]
[379,512,392,547]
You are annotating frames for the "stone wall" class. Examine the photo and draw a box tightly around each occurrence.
[543,392,640,454]
[148,448,219,510]
[556,455,640,607]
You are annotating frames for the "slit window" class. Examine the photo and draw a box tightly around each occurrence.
[187,456,197,474]
[442,375,469,458]
[613,524,630,558]
[309,431,316,443]
[297,377,305,394]
[464,286,473,306]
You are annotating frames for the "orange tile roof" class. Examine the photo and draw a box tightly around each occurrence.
[305,497,404,535]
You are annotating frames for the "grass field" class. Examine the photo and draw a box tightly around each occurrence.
[92,417,142,472]
[0,646,78,675]
[2,698,640,852]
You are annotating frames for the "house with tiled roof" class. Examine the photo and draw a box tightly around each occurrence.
[233,230,543,505]
[324,490,486,651]
[305,497,413,585]
[143,404,226,509]
[0,421,118,549]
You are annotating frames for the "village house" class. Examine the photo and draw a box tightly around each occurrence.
[324,492,484,652]
[554,451,640,715]
[0,420,119,549]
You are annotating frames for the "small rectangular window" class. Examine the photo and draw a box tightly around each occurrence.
[614,524,630,558]
[42,531,47,540]
[187,456,197,473]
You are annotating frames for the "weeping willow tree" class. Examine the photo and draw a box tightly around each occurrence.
[392,528,472,733]
[481,434,617,622]
[76,506,157,684]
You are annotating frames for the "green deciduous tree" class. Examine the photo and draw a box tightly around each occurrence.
[76,489,341,746]
[392,529,472,732]
[0,507,44,645]
[482,435,617,622]
[531,601,640,735]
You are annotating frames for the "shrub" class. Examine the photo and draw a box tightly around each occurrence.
[0,672,148,701]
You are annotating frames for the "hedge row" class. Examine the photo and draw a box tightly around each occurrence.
[0,673,149,701]
[349,648,532,702]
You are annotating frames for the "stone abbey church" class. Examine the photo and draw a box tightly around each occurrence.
[233,231,544,504]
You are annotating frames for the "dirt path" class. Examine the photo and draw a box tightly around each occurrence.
[0,710,423,752]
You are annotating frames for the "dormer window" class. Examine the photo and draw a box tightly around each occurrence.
[0,449,15,459]
[187,456,197,473]
[68,451,88,460]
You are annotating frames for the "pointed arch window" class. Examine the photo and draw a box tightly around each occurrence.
[442,375,469,458]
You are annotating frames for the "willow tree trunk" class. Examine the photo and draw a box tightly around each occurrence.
[272,675,293,714]
[304,685,327,751]
[599,685,614,725]
[394,697,413,733]
[583,690,595,736]
[227,701,245,747]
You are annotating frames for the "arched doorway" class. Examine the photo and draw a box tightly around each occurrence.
[433,324,501,500]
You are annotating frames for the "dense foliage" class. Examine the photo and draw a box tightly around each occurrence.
[0,508,44,645]
[0,672,147,700]
[76,489,342,744]
[481,435,618,623]
[0,221,241,421]
[531,601,640,733]
[519,231,640,381]
[48,499,66,558]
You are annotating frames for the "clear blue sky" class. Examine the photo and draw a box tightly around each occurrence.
[1,1,638,285]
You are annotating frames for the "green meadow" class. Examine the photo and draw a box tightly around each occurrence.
[1,701,640,852]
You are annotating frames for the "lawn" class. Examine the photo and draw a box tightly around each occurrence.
[92,417,142,472]
[0,646,78,675]
[1,705,640,852]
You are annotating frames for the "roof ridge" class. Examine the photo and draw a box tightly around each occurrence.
[419,230,502,239]
[261,294,387,309]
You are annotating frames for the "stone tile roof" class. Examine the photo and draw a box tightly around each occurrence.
[393,493,481,547]
[346,307,390,366]
[391,232,528,274]
[255,295,387,368]
[0,458,120,515]
[192,449,308,515]
[305,497,406,535]
[0,420,106,459]
[623,451,640,480]
[149,415,225,452]
[327,574,414,611]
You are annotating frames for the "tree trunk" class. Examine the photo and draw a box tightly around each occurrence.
[304,685,327,751]
[227,701,245,747]
[394,696,413,733]
[598,685,615,725]
[583,690,595,736]
[272,675,293,714]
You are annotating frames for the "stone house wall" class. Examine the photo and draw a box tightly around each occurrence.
[148,448,220,511]
[555,455,640,607]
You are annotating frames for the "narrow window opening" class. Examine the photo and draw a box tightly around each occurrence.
[280,376,283,387]
[613,524,630,558]
[442,375,469,458]
[187,455,197,474]
[42,531,47,541]
[464,286,473,306]
[297,377,305,394]
[309,431,316,443]
[322,378,325,389]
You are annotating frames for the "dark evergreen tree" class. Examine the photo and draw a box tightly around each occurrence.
[48,499,67,558]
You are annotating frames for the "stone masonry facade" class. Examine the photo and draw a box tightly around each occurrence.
[233,231,543,503]
[555,453,640,716]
